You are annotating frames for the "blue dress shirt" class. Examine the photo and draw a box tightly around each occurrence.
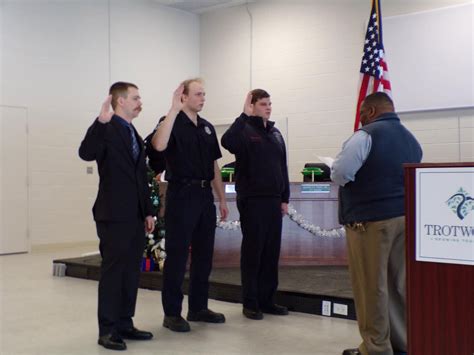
[331,130,372,186]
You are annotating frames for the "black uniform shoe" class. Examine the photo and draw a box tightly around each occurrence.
[261,304,289,315]
[187,309,226,323]
[243,307,264,320]
[163,316,191,332]
[98,334,127,351]
[342,349,361,355]
[119,327,153,340]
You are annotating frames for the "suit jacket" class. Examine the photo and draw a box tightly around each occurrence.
[79,115,153,222]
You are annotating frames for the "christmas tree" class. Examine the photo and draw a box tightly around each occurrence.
[142,168,166,271]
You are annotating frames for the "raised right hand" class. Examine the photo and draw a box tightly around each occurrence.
[243,91,253,116]
[170,84,184,112]
[98,95,113,123]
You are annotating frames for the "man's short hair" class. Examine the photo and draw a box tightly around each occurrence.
[250,89,270,104]
[109,82,138,110]
[363,92,394,109]
[181,78,204,96]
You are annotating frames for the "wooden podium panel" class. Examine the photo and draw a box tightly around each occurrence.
[212,182,347,267]
[405,163,474,355]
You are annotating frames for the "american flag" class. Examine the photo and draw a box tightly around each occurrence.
[354,0,392,131]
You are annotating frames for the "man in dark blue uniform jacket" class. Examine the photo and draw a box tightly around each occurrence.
[79,82,155,351]
[221,89,290,320]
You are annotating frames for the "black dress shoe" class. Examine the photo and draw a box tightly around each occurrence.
[342,349,361,355]
[261,304,289,315]
[163,315,191,332]
[98,334,127,351]
[119,327,153,340]
[243,307,264,320]
[187,309,226,323]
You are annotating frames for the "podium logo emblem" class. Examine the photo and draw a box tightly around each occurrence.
[446,187,474,220]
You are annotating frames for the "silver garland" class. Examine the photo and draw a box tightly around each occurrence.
[216,203,345,238]
[287,204,345,238]
[216,219,241,230]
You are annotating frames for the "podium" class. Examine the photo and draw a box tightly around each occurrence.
[404,163,474,355]
[213,182,345,267]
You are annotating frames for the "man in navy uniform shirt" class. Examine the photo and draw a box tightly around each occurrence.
[152,78,228,332]
[144,117,166,176]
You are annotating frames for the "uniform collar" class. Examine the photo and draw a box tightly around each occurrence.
[178,110,206,127]
[248,115,275,131]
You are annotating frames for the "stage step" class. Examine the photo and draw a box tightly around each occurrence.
[53,255,356,321]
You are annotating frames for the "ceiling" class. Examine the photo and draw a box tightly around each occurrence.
[7,0,470,15]
[152,0,472,16]
[152,0,252,14]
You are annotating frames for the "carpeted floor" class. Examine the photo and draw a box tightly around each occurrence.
[210,266,353,299]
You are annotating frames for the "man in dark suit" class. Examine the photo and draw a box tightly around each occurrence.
[79,82,155,351]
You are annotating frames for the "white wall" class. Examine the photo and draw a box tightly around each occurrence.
[0,0,3,107]
[0,0,3,232]
[1,0,199,246]
[1,0,472,247]
[384,3,474,111]
[400,109,474,162]
[200,0,474,182]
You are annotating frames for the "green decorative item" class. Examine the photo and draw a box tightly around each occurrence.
[221,167,235,181]
[301,167,323,181]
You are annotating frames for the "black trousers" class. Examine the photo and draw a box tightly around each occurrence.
[237,197,282,310]
[162,184,216,316]
[96,219,145,336]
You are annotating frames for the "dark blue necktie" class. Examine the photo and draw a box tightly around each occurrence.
[128,125,139,161]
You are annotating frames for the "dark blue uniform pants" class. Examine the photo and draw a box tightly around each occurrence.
[237,197,282,310]
[96,219,145,336]
[162,184,216,316]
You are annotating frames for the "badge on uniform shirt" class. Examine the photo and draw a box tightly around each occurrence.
[204,126,212,135]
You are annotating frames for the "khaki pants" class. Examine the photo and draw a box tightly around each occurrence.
[345,216,407,355]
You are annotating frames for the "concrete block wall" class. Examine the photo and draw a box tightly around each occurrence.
[1,0,472,247]
[1,0,199,246]
[200,0,474,182]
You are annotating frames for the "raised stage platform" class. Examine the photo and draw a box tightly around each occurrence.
[53,255,356,321]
